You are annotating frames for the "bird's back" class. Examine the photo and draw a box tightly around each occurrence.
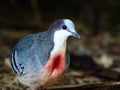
[9,31,54,76]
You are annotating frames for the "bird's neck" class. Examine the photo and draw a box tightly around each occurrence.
[53,39,67,53]
[52,30,68,53]
[44,32,68,77]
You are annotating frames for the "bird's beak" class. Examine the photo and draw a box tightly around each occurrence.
[72,31,80,39]
[68,30,80,39]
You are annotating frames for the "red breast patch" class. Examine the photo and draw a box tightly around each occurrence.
[45,52,66,75]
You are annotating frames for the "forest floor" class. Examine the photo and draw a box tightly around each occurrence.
[0,28,120,90]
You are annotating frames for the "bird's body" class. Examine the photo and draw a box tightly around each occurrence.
[9,19,80,90]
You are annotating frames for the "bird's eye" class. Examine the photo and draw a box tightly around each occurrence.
[62,25,67,30]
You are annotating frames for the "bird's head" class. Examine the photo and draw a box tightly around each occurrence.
[48,19,80,40]
[45,19,80,77]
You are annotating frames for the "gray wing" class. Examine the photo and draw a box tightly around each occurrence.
[9,32,54,75]
[66,49,70,69]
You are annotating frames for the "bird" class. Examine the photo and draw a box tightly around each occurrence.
[9,19,80,90]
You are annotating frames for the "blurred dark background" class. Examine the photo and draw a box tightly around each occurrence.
[0,0,120,90]
[0,0,120,35]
